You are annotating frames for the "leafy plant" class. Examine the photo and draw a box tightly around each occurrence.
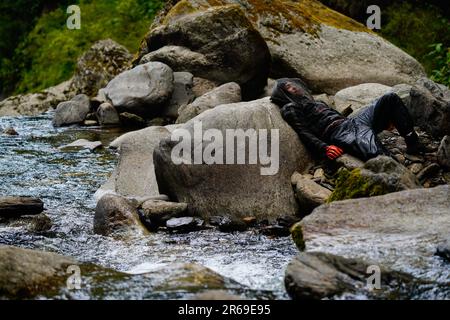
[427,43,450,87]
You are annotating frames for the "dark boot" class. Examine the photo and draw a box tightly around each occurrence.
[404,131,430,154]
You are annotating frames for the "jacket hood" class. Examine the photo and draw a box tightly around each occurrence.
[270,78,314,107]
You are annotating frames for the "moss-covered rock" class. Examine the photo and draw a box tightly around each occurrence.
[290,222,306,251]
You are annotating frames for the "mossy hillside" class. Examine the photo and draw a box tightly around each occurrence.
[328,168,388,202]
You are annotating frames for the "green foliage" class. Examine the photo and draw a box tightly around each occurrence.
[427,43,450,87]
[1,0,164,94]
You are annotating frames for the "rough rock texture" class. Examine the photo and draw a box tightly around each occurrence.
[329,156,420,201]
[94,194,148,238]
[334,83,392,115]
[291,172,331,215]
[0,245,77,298]
[151,0,425,94]
[437,136,450,169]
[162,72,196,119]
[192,77,220,97]
[0,80,74,117]
[136,5,271,100]
[299,186,450,280]
[285,252,447,300]
[95,126,171,200]
[0,197,44,218]
[393,78,450,136]
[154,97,313,221]
[104,62,174,117]
[177,82,241,123]
[70,39,133,96]
[335,154,364,170]
[141,200,188,226]
[52,94,91,127]
[96,102,120,126]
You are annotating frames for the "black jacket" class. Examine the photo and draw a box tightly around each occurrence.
[270,78,345,154]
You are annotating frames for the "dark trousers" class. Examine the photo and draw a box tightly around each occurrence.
[329,92,415,161]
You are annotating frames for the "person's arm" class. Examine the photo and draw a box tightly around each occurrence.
[279,103,328,155]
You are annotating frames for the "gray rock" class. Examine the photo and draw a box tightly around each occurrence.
[285,252,444,300]
[140,200,188,226]
[2,127,18,136]
[52,94,91,127]
[104,62,174,117]
[162,72,195,119]
[166,216,204,233]
[154,97,313,222]
[393,78,450,136]
[59,139,102,151]
[94,194,148,238]
[0,80,74,117]
[119,112,147,128]
[437,136,450,169]
[137,5,271,99]
[334,83,393,115]
[177,82,241,123]
[70,39,132,96]
[299,185,450,281]
[96,126,171,200]
[0,197,44,218]
[436,239,450,262]
[97,102,120,126]
[192,77,220,97]
[210,216,248,232]
[416,163,441,182]
[291,172,331,215]
[27,213,52,233]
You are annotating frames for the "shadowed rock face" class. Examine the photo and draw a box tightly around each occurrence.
[136,4,271,100]
[154,97,313,222]
[147,0,425,94]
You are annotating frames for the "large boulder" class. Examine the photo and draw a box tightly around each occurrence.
[176,82,241,123]
[393,78,450,136]
[333,83,393,115]
[52,94,91,127]
[96,102,120,126]
[162,71,196,119]
[298,185,450,283]
[104,62,174,118]
[151,0,425,95]
[0,197,44,218]
[291,172,331,216]
[136,4,271,100]
[94,194,148,238]
[95,126,171,200]
[70,39,133,96]
[154,97,313,222]
[0,80,74,117]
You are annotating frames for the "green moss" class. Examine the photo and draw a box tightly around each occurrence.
[290,222,306,251]
[328,168,387,202]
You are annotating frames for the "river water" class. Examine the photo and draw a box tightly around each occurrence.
[0,112,298,299]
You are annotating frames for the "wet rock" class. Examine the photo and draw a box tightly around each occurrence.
[104,62,174,117]
[119,112,147,128]
[335,154,364,170]
[97,102,120,126]
[94,194,148,238]
[437,136,450,170]
[52,94,91,127]
[166,217,204,233]
[163,72,195,119]
[59,139,102,151]
[260,225,290,237]
[140,200,188,227]
[290,222,305,251]
[2,127,18,136]
[416,163,441,182]
[176,82,241,123]
[0,245,77,298]
[137,5,271,99]
[96,126,170,200]
[285,252,442,300]
[329,156,420,201]
[435,239,450,262]
[334,83,392,115]
[154,97,313,222]
[211,216,248,232]
[27,213,52,233]
[0,80,74,117]
[70,39,132,96]
[193,290,243,300]
[291,172,331,215]
[0,197,44,218]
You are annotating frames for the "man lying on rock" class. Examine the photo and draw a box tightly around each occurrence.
[270,78,426,161]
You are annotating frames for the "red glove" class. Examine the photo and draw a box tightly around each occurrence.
[325,145,344,160]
